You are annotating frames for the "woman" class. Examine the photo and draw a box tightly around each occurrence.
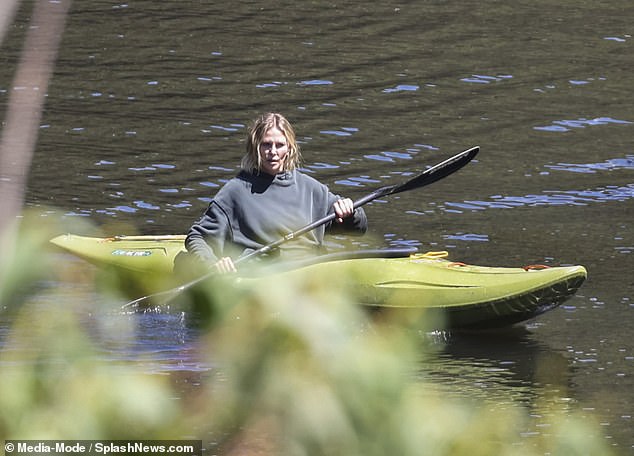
[185,112,368,273]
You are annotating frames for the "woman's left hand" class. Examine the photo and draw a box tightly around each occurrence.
[333,198,355,223]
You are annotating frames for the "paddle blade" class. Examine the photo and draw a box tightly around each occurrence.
[390,146,479,195]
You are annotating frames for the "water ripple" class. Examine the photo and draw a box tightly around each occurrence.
[207,124,243,132]
[545,155,634,173]
[298,79,333,86]
[443,233,490,242]
[443,184,634,213]
[603,35,631,42]
[197,76,222,82]
[303,162,340,171]
[335,176,382,187]
[134,201,160,210]
[382,84,419,93]
[461,74,513,84]
[534,117,632,132]
[364,150,415,162]
[256,81,286,88]
[320,129,354,137]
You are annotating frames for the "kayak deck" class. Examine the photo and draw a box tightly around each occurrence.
[235,254,587,329]
[50,234,587,329]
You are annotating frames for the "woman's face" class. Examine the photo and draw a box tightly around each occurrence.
[259,127,289,175]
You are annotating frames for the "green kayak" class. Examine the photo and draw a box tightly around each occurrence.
[50,234,587,330]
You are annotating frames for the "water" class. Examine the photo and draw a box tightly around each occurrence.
[2,0,633,451]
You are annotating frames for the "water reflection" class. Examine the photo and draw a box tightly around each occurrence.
[421,328,572,409]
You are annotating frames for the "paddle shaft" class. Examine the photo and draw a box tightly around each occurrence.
[123,146,479,309]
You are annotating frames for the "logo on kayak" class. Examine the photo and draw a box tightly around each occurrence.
[111,249,153,257]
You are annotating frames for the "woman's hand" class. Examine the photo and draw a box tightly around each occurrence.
[214,256,237,274]
[333,198,355,223]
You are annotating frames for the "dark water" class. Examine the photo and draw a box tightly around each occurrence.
[2,0,633,451]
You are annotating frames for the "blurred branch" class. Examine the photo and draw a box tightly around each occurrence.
[0,0,20,47]
[0,0,71,268]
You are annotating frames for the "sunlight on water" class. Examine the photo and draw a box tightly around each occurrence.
[545,155,634,173]
[534,117,632,132]
[443,185,634,213]
[460,74,513,84]
[443,233,490,242]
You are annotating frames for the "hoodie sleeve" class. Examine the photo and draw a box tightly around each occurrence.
[185,200,233,266]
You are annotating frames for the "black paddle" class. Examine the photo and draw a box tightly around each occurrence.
[123,145,479,310]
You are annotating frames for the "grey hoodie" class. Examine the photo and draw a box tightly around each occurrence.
[185,169,367,265]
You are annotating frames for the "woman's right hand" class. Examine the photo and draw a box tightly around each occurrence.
[214,256,237,274]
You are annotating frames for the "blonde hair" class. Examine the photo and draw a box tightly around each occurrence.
[241,112,302,173]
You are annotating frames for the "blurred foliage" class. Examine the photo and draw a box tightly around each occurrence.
[0,217,617,455]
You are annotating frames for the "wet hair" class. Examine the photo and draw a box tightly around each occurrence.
[241,112,302,173]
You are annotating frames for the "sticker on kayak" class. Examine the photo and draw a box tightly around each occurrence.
[111,249,153,257]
